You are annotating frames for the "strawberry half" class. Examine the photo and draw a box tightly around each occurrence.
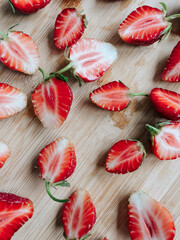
[128,190,176,240]
[0,83,27,119]
[0,141,10,168]
[146,121,180,160]
[162,41,180,82]
[62,189,96,239]
[9,0,51,14]
[0,30,39,74]
[118,3,180,46]
[0,192,34,240]
[105,140,146,174]
[54,8,87,50]
[89,81,147,111]
[150,88,180,120]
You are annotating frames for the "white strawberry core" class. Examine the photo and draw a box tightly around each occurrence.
[0,142,9,155]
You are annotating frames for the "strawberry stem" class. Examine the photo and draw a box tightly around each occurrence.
[39,67,48,80]
[0,31,6,39]
[56,63,73,74]
[8,0,15,13]
[130,93,148,97]
[146,124,160,136]
[166,14,180,21]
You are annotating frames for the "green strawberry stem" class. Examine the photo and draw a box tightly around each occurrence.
[56,62,73,75]
[0,31,6,39]
[130,93,148,97]
[45,181,70,203]
[8,0,15,13]
[146,124,160,136]
[166,14,180,21]
[39,67,68,82]
[39,67,48,80]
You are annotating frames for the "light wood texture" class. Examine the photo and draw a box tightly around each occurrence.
[0,0,180,239]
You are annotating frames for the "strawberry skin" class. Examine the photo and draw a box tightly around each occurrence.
[118,5,169,46]
[128,191,176,240]
[150,88,180,120]
[31,78,73,128]
[0,192,34,240]
[38,137,76,183]
[162,41,180,82]
[0,142,10,168]
[54,8,87,50]
[0,83,27,119]
[62,189,96,239]
[0,31,39,75]
[105,140,146,174]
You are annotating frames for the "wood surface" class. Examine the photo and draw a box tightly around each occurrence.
[0,0,180,239]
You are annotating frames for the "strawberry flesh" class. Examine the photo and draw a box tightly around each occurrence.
[0,142,10,168]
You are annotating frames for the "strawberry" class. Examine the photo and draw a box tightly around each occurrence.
[105,140,146,174]
[128,190,176,240]
[62,189,96,240]
[102,238,109,240]
[0,29,39,74]
[118,3,180,46]
[38,137,76,202]
[89,81,147,111]
[9,0,51,14]
[162,41,180,82]
[150,88,180,120]
[0,83,27,119]
[54,8,87,50]
[0,192,34,240]
[0,142,10,168]
[146,121,180,160]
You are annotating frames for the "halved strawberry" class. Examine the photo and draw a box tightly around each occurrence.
[62,189,96,239]
[162,41,180,82]
[128,190,176,240]
[150,88,180,120]
[9,0,51,14]
[0,142,10,169]
[105,140,146,174]
[31,78,73,128]
[146,121,180,160]
[54,8,87,50]
[89,81,147,111]
[0,192,34,240]
[0,30,39,74]
[0,83,27,119]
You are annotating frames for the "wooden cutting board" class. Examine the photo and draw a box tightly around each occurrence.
[0,0,180,239]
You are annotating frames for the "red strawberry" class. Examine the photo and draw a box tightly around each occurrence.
[0,192,34,240]
[105,140,146,174]
[162,41,180,82]
[150,88,180,120]
[102,238,109,240]
[146,121,180,160]
[0,30,39,74]
[31,78,73,128]
[89,81,147,111]
[128,190,176,240]
[0,83,27,119]
[0,142,10,168]
[9,0,51,14]
[118,4,180,46]
[62,189,96,239]
[54,8,87,50]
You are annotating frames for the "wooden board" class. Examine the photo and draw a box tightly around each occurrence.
[0,0,180,239]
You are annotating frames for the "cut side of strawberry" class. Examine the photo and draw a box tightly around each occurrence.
[0,192,34,240]
[150,88,180,120]
[162,41,180,82]
[0,30,39,74]
[146,121,180,160]
[62,189,96,239]
[128,190,176,240]
[54,8,87,50]
[105,140,146,174]
[89,81,148,111]
[0,83,27,119]
[0,141,10,168]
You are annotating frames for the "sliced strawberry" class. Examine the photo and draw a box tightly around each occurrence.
[102,238,109,240]
[10,0,51,14]
[0,142,10,168]
[54,8,87,50]
[105,140,146,174]
[146,121,180,160]
[0,192,34,240]
[31,78,73,128]
[62,189,96,239]
[89,81,147,111]
[150,88,180,120]
[128,190,176,240]
[0,83,27,119]
[162,41,180,82]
